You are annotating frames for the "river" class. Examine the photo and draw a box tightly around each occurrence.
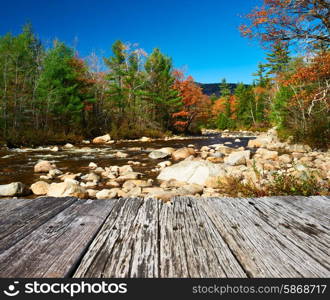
[0,132,256,196]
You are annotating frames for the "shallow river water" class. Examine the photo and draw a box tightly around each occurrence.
[0,133,255,192]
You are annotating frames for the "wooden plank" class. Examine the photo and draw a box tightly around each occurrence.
[201,197,330,278]
[0,197,77,252]
[268,196,330,225]
[247,196,330,269]
[74,198,159,278]
[0,199,116,278]
[159,197,247,277]
[0,198,34,216]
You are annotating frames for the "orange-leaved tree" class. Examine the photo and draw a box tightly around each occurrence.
[240,0,330,50]
[172,70,211,132]
[280,51,330,135]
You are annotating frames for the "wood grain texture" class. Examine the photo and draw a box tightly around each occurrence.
[158,197,246,277]
[74,198,159,278]
[0,197,77,252]
[247,196,330,269]
[202,197,330,277]
[0,199,116,278]
[0,196,329,278]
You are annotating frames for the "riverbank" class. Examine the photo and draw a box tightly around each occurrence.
[0,128,329,199]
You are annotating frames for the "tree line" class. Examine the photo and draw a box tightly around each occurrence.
[0,25,211,146]
[211,0,330,148]
[0,0,329,148]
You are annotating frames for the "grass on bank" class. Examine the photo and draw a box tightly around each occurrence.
[218,168,330,197]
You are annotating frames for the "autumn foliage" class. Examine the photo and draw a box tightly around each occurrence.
[240,0,330,49]
[172,71,211,132]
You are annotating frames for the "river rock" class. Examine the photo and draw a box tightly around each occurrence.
[96,188,119,199]
[50,146,59,152]
[86,189,97,198]
[81,172,100,182]
[279,154,292,164]
[160,179,186,188]
[30,181,50,195]
[47,181,87,198]
[94,167,105,174]
[224,150,250,166]
[148,150,170,159]
[106,180,120,187]
[88,162,98,169]
[127,186,142,197]
[158,147,176,155]
[157,161,172,168]
[256,148,278,160]
[59,173,81,181]
[122,180,151,191]
[0,182,27,197]
[201,146,210,152]
[157,160,225,186]
[214,145,233,155]
[63,143,74,149]
[248,136,273,148]
[200,152,209,159]
[179,183,204,195]
[140,136,151,142]
[172,147,195,161]
[143,187,164,196]
[92,134,111,144]
[47,169,63,179]
[34,160,56,173]
[286,144,312,153]
[116,172,142,182]
[115,151,128,158]
[119,165,133,175]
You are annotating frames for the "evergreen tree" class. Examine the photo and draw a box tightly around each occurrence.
[215,78,233,129]
[264,42,290,76]
[252,63,268,87]
[37,41,90,133]
[144,48,181,130]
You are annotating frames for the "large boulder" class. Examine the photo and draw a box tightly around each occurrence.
[224,150,250,166]
[0,182,27,197]
[34,160,56,173]
[47,181,87,198]
[92,134,111,144]
[157,160,225,186]
[171,147,195,161]
[30,181,50,195]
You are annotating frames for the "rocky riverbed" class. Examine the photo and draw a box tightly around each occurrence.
[0,129,329,200]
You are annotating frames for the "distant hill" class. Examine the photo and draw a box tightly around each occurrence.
[196,82,249,97]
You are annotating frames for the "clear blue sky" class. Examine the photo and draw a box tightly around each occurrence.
[0,0,265,83]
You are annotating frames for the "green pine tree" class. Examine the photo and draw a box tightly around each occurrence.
[264,42,290,76]
[144,48,182,130]
[37,41,87,133]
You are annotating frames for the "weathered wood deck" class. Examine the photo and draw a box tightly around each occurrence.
[0,196,329,278]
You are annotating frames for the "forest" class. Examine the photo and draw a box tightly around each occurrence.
[0,0,329,148]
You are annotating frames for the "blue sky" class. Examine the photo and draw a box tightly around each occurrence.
[0,0,265,83]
